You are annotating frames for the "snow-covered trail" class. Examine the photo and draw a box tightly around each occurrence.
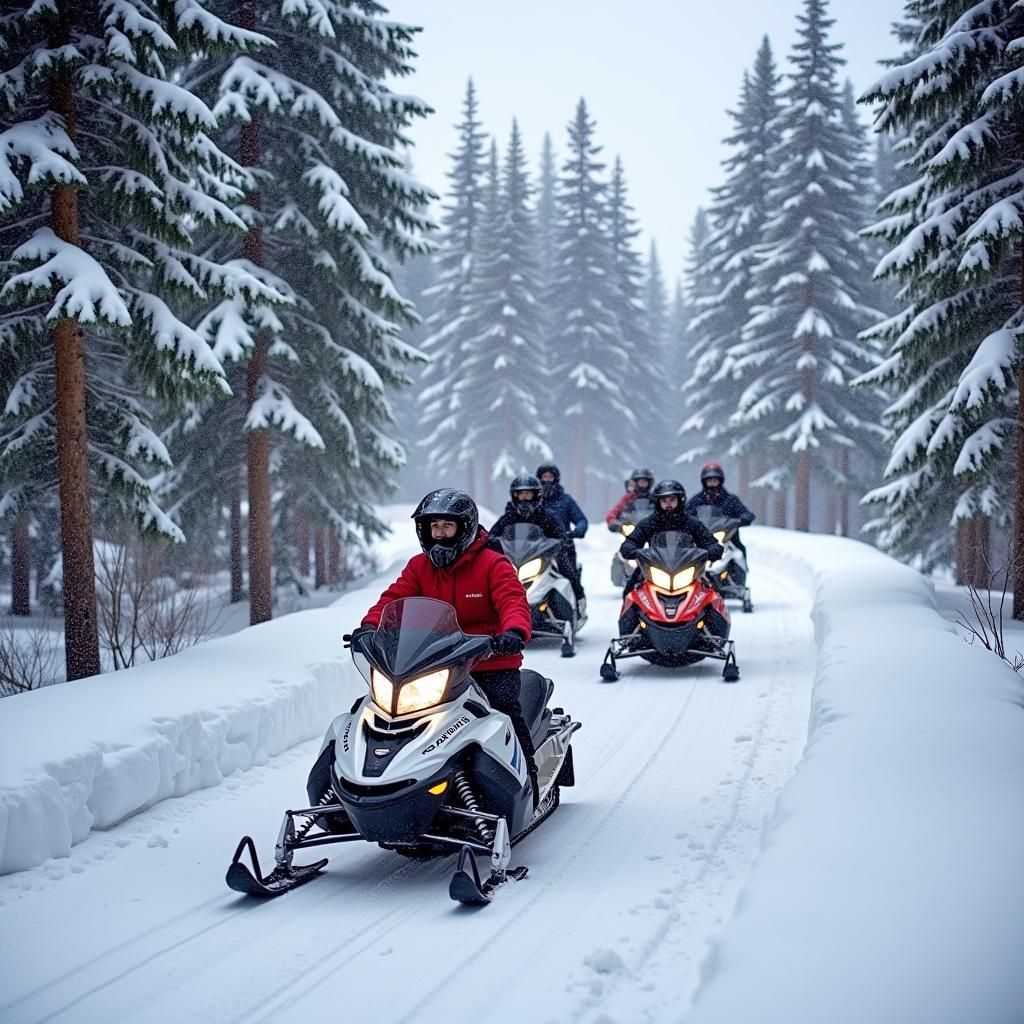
[0,538,814,1024]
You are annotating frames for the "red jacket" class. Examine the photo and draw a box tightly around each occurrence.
[606,492,634,526]
[361,529,532,672]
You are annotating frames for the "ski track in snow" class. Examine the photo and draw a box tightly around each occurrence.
[0,539,814,1024]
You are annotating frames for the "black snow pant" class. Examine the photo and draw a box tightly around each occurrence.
[472,668,539,803]
[557,542,585,601]
[733,532,748,565]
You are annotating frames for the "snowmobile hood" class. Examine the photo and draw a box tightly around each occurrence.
[357,598,492,685]
[693,505,741,539]
[498,523,562,563]
[637,531,711,574]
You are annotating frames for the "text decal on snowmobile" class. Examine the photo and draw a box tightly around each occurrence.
[422,715,471,754]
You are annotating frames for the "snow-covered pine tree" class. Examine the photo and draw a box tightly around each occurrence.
[536,133,559,292]
[547,99,634,502]
[642,241,674,469]
[733,0,881,533]
[181,0,433,620]
[859,1,1023,606]
[418,79,488,490]
[681,37,781,509]
[0,0,278,676]
[454,123,551,499]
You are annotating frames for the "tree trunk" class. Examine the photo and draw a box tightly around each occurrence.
[838,450,850,537]
[1014,240,1024,616]
[295,506,311,579]
[328,531,343,588]
[313,526,327,589]
[229,471,244,603]
[10,513,31,616]
[796,450,811,532]
[974,514,991,588]
[773,488,788,529]
[574,418,585,504]
[738,454,750,504]
[955,520,970,586]
[237,29,272,625]
[962,518,978,588]
[750,455,767,523]
[50,27,100,679]
[824,487,838,537]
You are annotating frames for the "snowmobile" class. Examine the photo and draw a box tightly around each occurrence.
[693,506,752,613]
[608,497,655,587]
[600,531,739,682]
[226,597,581,905]
[496,523,585,657]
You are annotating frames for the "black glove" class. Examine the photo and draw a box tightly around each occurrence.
[740,512,755,526]
[343,623,375,649]
[607,522,620,533]
[708,544,724,562]
[491,630,526,656]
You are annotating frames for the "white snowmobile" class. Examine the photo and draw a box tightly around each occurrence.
[226,597,581,905]
[608,497,655,587]
[496,523,585,657]
[693,506,752,613]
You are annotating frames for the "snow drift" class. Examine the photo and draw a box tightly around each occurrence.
[682,527,1024,1024]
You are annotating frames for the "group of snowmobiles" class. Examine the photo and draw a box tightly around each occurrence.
[225,467,754,908]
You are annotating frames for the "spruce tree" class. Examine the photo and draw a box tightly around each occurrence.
[418,80,488,489]
[179,0,433,619]
[548,99,634,502]
[859,0,1024,604]
[536,133,559,290]
[643,241,674,468]
[734,0,881,532]
[454,123,551,494]
[0,0,274,676]
[682,38,782,503]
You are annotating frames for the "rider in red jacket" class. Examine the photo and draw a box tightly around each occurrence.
[358,489,538,801]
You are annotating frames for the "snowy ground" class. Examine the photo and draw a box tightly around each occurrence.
[1,523,1021,1024]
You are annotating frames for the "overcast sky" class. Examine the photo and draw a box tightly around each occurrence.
[385,0,903,283]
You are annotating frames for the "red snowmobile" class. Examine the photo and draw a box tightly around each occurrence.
[600,531,739,682]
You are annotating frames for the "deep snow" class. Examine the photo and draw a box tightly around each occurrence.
[0,522,1020,1024]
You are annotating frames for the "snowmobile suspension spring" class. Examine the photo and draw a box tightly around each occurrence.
[295,786,334,842]
[453,769,492,845]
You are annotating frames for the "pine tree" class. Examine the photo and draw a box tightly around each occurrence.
[536,133,559,289]
[451,123,551,496]
[733,0,881,532]
[548,99,635,502]
[418,80,488,489]
[682,38,782,505]
[0,0,275,676]
[642,241,673,468]
[859,1,1024,604]
[179,0,433,619]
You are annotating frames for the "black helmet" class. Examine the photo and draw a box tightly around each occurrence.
[651,479,686,506]
[412,488,479,569]
[630,467,654,495]
[700,461,725,486]
[510,473,543,515]
[535,463,560,484]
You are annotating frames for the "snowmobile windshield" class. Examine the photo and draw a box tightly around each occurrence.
[499,523,561,564]
[618,498,654,536]
[693,505,740,543]
[638,532,710,594]
[366,598,492,684]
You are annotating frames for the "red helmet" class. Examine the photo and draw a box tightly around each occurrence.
[700,461,725,485]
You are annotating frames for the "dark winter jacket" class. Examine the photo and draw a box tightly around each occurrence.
[486,503,567,548]
[362,528,531,672]
[620,508,724,563]
[541,484,588,538]
[686,488,755,526]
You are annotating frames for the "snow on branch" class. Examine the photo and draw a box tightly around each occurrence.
[2,228,131,327]
[950,326,1020,410]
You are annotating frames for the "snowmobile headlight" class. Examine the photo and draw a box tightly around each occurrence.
[649,566,672,590]
[397,668,451,715]
[370,667,394,712]
[672,566,696,590]
[713,530,726,544]
[518,557,543,582]
[621,523,636,536]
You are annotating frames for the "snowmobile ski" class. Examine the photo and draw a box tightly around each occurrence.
[449,845,528,905]
[226,835,327,898]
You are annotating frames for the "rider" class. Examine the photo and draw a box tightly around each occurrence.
[536,462,587,614]
[488,475,585,610]
[355,489,539,804]
[620,479,724,592]
[685,462,755,560]
[605,467,655,528]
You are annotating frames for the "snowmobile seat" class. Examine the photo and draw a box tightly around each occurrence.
[519,669,554,749]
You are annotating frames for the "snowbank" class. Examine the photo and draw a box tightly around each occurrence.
[0,514,416,876]
[683,527,1024,1024]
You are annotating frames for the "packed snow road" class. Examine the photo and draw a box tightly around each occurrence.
[0,534,814,1024]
